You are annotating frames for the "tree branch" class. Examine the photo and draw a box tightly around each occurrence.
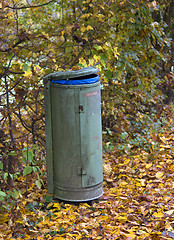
[0,54,16,78]
[6,0,56,10]
[0,79,22,97]
[0,39,24,53]
[4,76,16,150]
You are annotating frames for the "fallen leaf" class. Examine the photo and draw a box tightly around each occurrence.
[146,163,152,168]
[156,171,164,179]
[153,212,164,218]
[165,210,174,216]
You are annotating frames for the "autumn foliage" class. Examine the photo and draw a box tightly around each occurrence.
[0,0,174,239]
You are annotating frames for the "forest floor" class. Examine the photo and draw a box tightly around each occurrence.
[0,106,174,240]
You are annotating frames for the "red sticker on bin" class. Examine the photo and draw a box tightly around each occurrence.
[83,91,98,97]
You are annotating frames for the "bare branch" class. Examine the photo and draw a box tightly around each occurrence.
[6,0,56,10]
[0,79,22,97]
[0,54,16,78]
[0,39,25,53]
[4,76,16,149]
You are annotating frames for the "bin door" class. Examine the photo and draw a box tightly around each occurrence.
[79,85,103,188]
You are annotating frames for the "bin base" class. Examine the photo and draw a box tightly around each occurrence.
[53,182,103,202]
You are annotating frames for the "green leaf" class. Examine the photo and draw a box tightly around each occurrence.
[32,166,37,173]
[0,191,6,197]
[28,151,34,163]
[23,166,33,176]
[101,53,107,62]
[36,166,43,175]
[36,180,41,189]
[22,157,27,165]
[94,45,102,50]
[4,173,8,180]
[44,194,53,203]
[0,196,5,201]
[105,70,113,80]
[78,0,83,6]
[0,161,3,171]
[120,132,129,140]
[9,151,17,157]
[106,127,113,136]
[22,63,31,71]
[9,173,14,180]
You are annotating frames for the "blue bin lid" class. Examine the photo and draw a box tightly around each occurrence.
[43,67,99,85]
[52,74,99,85]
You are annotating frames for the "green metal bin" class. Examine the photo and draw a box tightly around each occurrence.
[43,68,103,201]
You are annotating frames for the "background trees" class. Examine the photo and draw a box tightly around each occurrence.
[0,0,173,194]
[0,2,174,238]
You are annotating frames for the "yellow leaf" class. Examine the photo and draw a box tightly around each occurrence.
[54,237,65,240]
[16,219,24,224]
[112,229,120,234]
[81,13,91,18]
[125,232,136,239]
[33,52,37,58]
[156,171,164,179]
[27,183,35,191]
[47,202,53,208]
[8,35,14,40]
[42,32,49,39]
[97,14,105,21]
[80,27,86,32]
[89,58,94,66]
[34,65,41,72]
[165,222,173,231]
[0,3,2,8]
[60,36,65,42]
[53,202,61,210]
[156,164,163,169]
[86,25,93,31]
[0,213,9,224]
[120,181,128,186]
[124,159,130,165]
[113,47,120,59]
[23,69,32,77]
[146,163,152,168]
[116,216,127,222]
[79,58,87,67]
[153,212,164,218]
[99,215,109,221]
[94,55,101,61]
[37,220,51,226]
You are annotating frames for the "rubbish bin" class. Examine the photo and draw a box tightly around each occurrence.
[43,67,103,202]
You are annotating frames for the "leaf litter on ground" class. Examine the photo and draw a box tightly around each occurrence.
[0,121,174,239]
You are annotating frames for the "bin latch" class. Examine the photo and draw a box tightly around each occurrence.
[78,167,87,175]
[79,105,84,113]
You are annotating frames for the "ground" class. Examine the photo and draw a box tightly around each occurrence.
[0,110,174,240]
